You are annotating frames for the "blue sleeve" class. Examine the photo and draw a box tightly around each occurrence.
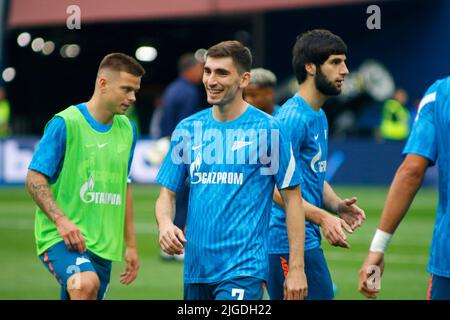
[403,83,438,164]
[155,123,190,192]
[276,108,306,183]
[28,117,66,179]
[271,119,302,190]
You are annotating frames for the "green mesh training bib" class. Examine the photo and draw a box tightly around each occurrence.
[34,105,133,261]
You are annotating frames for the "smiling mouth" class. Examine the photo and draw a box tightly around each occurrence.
[208,89,223,95]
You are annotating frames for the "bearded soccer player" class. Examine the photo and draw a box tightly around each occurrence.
[268,30,366,300]
[359,76,450,300]
[155,40,308,300]
[27,53,144,300]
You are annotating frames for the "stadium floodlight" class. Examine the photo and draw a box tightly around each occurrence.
[60,44,81,58]
[42,41,55,55]
[31,37,45,52]
[135,46,157,62]
[17,32,31,47]
[2,67,16,82]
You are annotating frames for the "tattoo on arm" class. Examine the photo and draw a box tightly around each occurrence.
[27,179,64,223]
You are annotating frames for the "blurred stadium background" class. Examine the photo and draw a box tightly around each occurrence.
[0,0,449,299]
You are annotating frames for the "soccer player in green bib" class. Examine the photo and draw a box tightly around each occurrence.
[26,53,145,300]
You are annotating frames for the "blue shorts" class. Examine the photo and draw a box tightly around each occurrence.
[267,247,334,300]
[184,277,264,300]
[427,274,450,300]
[39,241,112,300]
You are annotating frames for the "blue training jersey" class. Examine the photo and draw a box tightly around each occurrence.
[156,105,301,284]
[269,94,328,253]
[403,76,450,278]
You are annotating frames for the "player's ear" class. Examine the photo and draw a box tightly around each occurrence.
[305,63,316,77]
[97,76,107,93]
[240,71,251,88]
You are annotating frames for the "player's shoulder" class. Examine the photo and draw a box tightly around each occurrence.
[246,104,282,129]
[418,76,450,114]
[48,105,80,127]
[433,76,450,94]
[175,107,211,130]
[276,95,310,124]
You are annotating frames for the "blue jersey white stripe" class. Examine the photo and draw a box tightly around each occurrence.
[403,77,450,277]
[156,105,301,283]
[281,145,296,189]
[269,94,328,253]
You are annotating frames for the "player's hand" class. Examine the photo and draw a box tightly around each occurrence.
[55,216,86,253]
[120,246,139,285]
[283,267,308,300]
[358,252,385,299]
[337,197,366,230]
[320,213,353,248]
[158,222,187,255]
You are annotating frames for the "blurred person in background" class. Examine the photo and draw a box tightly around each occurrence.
[159,53,205,138]
[359,76,450,300]
[378,88,411,141]
[26,53,144,300]
[0,87,11,137]
[149,95,163,139]
[244,67,281,116]
[156,52,205,261]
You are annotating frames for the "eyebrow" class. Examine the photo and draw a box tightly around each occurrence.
[204,66,231,74]
[331,56,346,62]
[121,85,139,91]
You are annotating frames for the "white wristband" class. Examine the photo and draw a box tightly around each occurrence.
[369,229,393,253]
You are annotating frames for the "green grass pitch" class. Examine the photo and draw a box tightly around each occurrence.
[0,184,436,300]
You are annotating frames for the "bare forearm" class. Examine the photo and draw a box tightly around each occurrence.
[124,184,137,248]
[322,181,341,213]
[26,170,65,223]
[303,200,328,225]
[282,187,305,269]
[155,190,176,227]
[378,164,424,233]
[275,186,327,225]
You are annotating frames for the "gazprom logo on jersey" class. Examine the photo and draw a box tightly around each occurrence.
[190,153,244,185]
[79,176,122,206]
[171,121,280,176]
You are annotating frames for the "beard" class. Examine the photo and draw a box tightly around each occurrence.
[315,66,341,96]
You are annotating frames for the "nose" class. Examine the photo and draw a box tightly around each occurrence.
[129,91,136,103]
[341,63,349,76]
[205,73,218,87]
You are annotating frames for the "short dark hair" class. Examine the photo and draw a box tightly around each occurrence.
[292,29,347,84]
[98,53,146,77]
[206,40,252,74]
